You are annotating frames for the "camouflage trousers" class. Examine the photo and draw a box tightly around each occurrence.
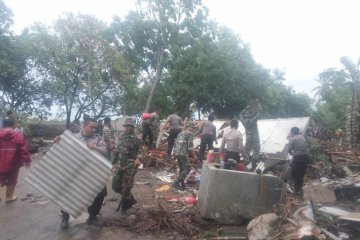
[245,129,260,168]
[112,166,136,196]
[175,155,191,182]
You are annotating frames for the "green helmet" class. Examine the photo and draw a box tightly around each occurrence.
[123,118,136,127]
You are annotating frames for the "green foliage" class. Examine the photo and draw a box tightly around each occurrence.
[166,26,312,118]
[307,139,330,164]
[313,56,360,148]
[0,1,51,117]
[313,68,351,130]
[28,14,134,127]
[1,0,313,121]
[110,0,210,112]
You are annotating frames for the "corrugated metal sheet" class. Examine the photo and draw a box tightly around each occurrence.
[258,117,310,158]
[25,130,112,218]
[196,117,310,159]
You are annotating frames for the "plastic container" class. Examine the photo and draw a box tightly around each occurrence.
[220,160,224,169]
[207,150,214,162]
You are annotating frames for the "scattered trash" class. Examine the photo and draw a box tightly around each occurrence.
[155,185,170,192]
[21,193,49,205]
[339,212,360,222]
[166,195,197,205]
[185,167,201,183]
[127,203,202,236]
[318,206,351,217]
[321,228,342,240]
[153,171,175,183]
[135,181,150,185]
[281,220,325,239]
[247,213,278,240]
[338,232,350,239]
[293,201,315,222]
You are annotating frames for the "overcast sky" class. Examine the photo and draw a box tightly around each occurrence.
[4,0,360,97]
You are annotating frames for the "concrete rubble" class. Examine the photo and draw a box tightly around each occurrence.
[198,162,286,224]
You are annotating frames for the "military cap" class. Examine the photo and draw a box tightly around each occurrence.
[123,118,136,127]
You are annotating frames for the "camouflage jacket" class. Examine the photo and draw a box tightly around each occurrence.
[112,132,142,171]
[239,109,261,130]
[173,131,194,157]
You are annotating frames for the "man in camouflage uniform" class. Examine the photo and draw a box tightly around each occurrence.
[172,123,197,191]
[112,118,142,213]
[239,99,262,170]
[103,117,115,160]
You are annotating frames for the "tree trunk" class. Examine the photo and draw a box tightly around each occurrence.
[144,50,164,113]
[66,110,71,129]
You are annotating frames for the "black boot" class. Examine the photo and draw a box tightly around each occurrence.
[180,180,186,191]
[121,195,137,213]
[172,180,185,191]
[87,214,104,226]
[60,212,70,230]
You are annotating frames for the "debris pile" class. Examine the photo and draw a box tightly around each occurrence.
[245,136,360,240]
[142,144,176,169]
[129,203,201,236]
[27,137,53,154]
[105,203,203,236]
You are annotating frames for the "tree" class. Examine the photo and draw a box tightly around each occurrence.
[313,57,360,148]
[110,0,209,112]
[312,68,351,130]
[0,0,51,117]
[167,26,312,118]
[340,57,360,148]
[28,14,134,128]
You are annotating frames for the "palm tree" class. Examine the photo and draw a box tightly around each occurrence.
[340,56,360,149]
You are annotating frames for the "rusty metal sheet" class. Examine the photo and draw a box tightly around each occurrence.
[25,130,112,218]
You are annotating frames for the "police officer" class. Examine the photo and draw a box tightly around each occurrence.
[57,118,108,229]
[163,112,184,160]
[288,127,310,195]
[112,118,142,213]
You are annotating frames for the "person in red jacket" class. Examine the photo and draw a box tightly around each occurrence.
[0,119,31,202]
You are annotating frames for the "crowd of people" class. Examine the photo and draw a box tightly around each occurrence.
[0,100,310,230]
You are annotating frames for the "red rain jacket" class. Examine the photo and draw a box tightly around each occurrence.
[0,128,31,172]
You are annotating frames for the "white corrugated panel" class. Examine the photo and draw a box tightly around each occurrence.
[197,117,310,159]
[25,130,112,218]
[258,117,310,156]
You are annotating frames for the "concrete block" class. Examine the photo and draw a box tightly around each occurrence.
[198,162,285,224]
[303,183,336,203]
